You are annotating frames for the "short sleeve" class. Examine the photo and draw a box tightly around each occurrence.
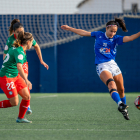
[4,39,10,54]
[32,39,36,46]
[115,35,124,45]
[14,49,24,64]
[91,31,100,38]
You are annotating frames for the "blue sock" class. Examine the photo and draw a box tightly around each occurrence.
[111,92,122,105]
[121,95,126,104]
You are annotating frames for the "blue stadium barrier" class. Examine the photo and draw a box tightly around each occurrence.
[0,14,140,93]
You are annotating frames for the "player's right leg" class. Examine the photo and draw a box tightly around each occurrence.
[0,76,19,108]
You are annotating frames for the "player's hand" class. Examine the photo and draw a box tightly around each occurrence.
[61,25,70,31]
[25,80,32,90]
[40,60,49,70]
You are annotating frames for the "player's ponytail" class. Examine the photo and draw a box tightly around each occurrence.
[106,17,128,32]
[114,17,127,32]
[13,31,33,48]
[8,19,20,36]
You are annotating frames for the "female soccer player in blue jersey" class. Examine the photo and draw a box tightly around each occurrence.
[61,17,140,120]
[3,19,49,115]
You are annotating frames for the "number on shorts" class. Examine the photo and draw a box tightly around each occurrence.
[6,82,15,90]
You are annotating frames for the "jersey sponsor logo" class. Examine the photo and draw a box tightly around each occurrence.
[4,45,8,50]
[99,48,110,54]
[9,91,13,95]
[18,54,23,60]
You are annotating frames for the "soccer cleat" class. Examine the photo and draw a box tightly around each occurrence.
[118,103,129,120]
[26,107,32,115]
[118,103,129,111]
[16,117,32,123]
[118,108,130,120]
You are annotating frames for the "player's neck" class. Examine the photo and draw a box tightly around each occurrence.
[21,44,27,51]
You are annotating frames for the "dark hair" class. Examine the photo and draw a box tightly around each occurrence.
[106,17,127,32]
[13,31,33,48]
[8,19,24,35]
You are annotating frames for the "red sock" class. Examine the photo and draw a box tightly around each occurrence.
[18,99,30,119]
[0,100,12,108]
[28,88,30,108]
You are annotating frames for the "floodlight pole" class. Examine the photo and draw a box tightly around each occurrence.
[54,14,57,92]
[122,0,124,14]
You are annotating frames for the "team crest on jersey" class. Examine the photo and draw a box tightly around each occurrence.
[103,43,107,47]
[18,54,23,60]
[99,48,110,54]
[4,45,8,50]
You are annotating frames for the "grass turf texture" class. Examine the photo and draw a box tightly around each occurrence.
[0,93,140,140]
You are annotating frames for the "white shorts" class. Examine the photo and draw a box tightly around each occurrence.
[96,60,121,77]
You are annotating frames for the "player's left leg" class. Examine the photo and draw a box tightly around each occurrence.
[17,87,31,123]
[114,73,129,120]
[113,73,126,104]
[24,73,32,115]
[15,75,32,123]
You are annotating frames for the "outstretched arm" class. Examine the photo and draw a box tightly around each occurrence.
[61,25,91,36]
[33,43,49,70]
[123,32,140,43]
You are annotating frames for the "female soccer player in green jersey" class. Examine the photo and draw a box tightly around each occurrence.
[0,31,34,123]
[3,19,49,115]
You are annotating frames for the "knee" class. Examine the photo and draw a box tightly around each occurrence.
[106,78,116,89]
[108,81,116,90]
[23,94,30,100]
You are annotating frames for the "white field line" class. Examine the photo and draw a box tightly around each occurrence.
[0,129,139,131]
[36,95,58,98]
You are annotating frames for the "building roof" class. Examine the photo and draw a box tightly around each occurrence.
[0,0,82,14]
[77,0,90,8]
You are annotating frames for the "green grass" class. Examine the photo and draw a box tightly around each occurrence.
[0,93,140,140]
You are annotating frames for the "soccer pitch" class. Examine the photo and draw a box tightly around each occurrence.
[0,93,140,140]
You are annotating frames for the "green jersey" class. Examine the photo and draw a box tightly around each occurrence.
[4,34,37,62]
[0,46,26,78]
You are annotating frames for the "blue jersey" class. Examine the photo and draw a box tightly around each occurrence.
[91,31,124,64]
